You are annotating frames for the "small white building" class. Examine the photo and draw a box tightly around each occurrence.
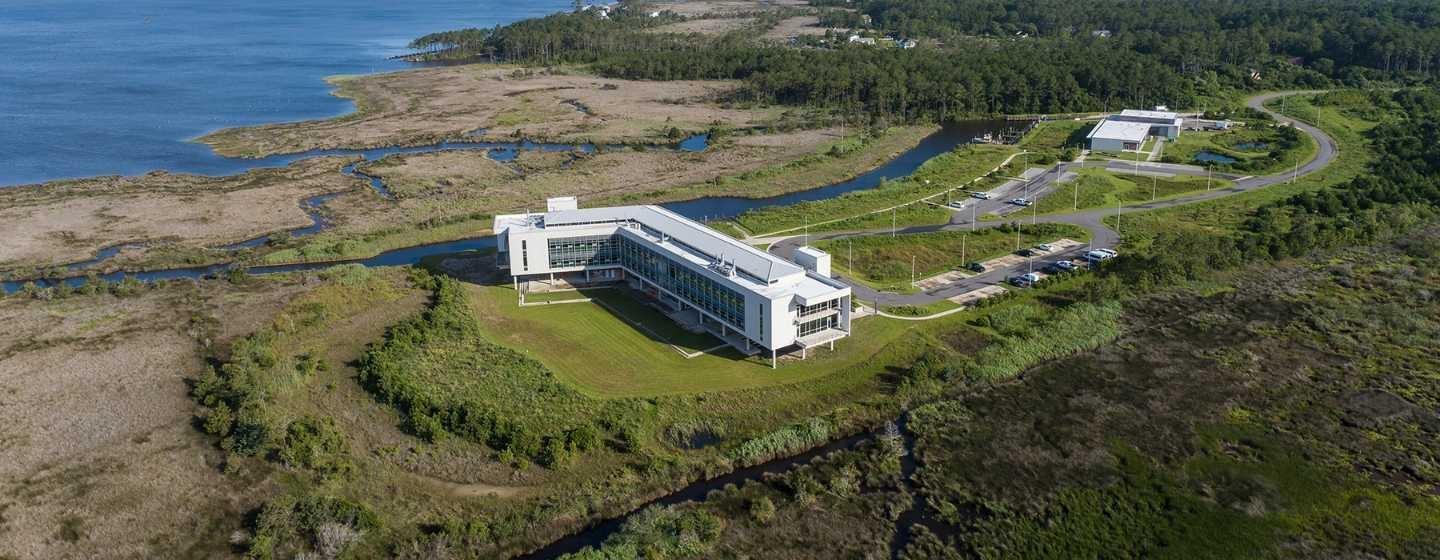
[1087,108,1183,151]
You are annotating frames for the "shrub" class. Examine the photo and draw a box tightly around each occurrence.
[278,416,355,479]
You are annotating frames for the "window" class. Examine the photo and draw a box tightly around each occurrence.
[797,315,837,337]
[547,235,619,268]
[798,298,839,317]
[618,235,745,326]
[520,240,528,270]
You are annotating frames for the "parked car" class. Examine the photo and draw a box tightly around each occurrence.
[971,191,993,200]
[1048,260,1076,273]
[948,200,967,209]
[1036,243,1054,252]
[965,261,986,273]
[1009,197,1032,206]
[1008,272,1041,287]
[1084,248,1119,263]
[1017,248,1037,257]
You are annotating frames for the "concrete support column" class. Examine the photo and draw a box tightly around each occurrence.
[802,346,807,360]
[771,349,776,369]
[829,340,835,351]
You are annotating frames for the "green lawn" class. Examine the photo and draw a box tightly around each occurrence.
[735,144,1017,236]
[815,223,1090,293]
[1161,124,1316,175]
[469,283,917,397]
[1034,168,1232,214]
[1017,119,1093,157]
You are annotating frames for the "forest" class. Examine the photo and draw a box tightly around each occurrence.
[406,0,1439,122]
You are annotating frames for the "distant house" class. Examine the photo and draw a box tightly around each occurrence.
[860,14,872,25]
[648,11,661,18]
[899,39,918,49]
[1087,108,1184,151]
[848,35,877,46]
[1092,29,1112,38]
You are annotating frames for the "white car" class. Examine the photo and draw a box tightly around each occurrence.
[1084,248,1118,263]
[1010,198,1032,206]
[971,191,993,200]
[1053,260,1076,271]
[948,200,967,209]
[1036,243,1054,252]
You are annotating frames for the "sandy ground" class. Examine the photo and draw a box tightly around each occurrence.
[650,17,755,35]
[358,128,843,217]
[0,282,306,559]
[760,15,834,41]
[198,65,782,158]
[0,157,364,273]
[649,0,808,17]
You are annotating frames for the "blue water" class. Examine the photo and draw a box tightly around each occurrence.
[0,0,572,186]
[1194,150,1239,165]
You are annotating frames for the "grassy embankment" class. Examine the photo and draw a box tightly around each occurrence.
[1161,120,1317,175]
[1033,168,1234,215]
[814,223,1090,293]
[1112,90,1379,250]
[1015,119,1092,160]
[730,144,1018,237]
[604,125,939,205]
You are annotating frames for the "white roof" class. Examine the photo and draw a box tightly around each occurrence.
[1087,119,1152,142]
[795,246,828,259]
[496,205,804,284]
[1118,109,1179,121]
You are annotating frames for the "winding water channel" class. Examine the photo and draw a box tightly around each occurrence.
[2,120,1018,293]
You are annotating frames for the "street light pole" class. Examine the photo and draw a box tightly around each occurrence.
[1152,174,1157,201]
[891,207,896,237]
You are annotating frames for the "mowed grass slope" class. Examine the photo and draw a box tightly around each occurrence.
[816,223,1089,292]
[471,283,915,397]
[1035,168,1231,214]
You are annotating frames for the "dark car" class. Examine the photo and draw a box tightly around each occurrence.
[965,261,986,273]
[1017,248,1037,257]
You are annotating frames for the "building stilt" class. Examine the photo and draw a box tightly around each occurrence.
[771,349,776,369]
[801,346,807,360]
[829,340,835,351]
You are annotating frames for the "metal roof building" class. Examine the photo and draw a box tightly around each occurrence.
[494,201,852,366]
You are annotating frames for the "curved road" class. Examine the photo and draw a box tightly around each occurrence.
[770,91,1339,307]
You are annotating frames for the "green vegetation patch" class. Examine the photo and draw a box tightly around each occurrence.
[358,274,604,467]
[816,223,1089,293]
[735,144,1016,236]
[1035,168,1230,214]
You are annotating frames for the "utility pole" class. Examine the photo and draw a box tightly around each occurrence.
[1152,174,1157,201]
[1073,178,1079,210]
[1116,198,1122,236]
[961,234,966,266]
[911,255,916,286]
[1293,160,1299,184]
[971,203,976,232]
[848,239,853,274]
[804,217,809,247]
[891,207,896,237]
[1206,164,1212,191]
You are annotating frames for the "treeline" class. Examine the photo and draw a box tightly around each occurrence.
[1105,89,1440,290]
[594,40,1191,119]
[822,0,1440,83]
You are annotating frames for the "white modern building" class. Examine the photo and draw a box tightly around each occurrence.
[494,198,852,367]
[1087,108,1184,151]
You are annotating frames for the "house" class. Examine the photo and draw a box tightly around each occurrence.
[1092,29,1112,38]
[494,199,853,368]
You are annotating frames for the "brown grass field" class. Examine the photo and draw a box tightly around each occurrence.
[0,157,364,275]
[198,65,786,158]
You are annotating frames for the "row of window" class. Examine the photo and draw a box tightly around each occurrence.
[547,235,620,269]
[619,236,746,327]
[797,314,838,337]
[798,298,840,317]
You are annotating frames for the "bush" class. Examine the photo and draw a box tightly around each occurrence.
[278,416,355,479]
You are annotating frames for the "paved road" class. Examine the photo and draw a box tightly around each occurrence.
[770,91,1338,307]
